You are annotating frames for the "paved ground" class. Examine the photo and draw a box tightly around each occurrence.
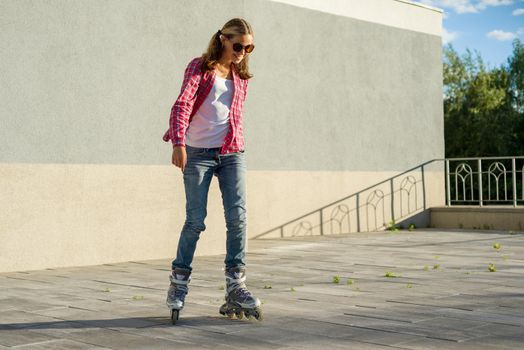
[0,228,523,349]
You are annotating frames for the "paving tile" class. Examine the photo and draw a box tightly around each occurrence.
[0,297,64,312]
[0,328,58,347]
[431,308,524,327]
[9,338,111,349]
[128,322,282,349]
[0,229,523,349]
[0,310,63,330]
[396,336,498,350]
[331,314,492,342]
[268,332,409,349]
[461,335,524,350]
[32,306,166,329]
[59,328,192,349]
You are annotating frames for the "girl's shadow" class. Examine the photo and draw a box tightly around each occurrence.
[0,315,262,330]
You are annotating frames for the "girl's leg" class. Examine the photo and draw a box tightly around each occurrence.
[171,146,216,272]
[215,151,248,269]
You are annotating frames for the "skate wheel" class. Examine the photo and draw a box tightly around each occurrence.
[226,312,235,319]
[243,309,252,320]
[249,307,263,321]
[219,303,228,316]
[255,308,264,321]
[235,310,244,320]
[171,309,179,325]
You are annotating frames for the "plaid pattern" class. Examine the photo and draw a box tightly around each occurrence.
[162,56,249,155]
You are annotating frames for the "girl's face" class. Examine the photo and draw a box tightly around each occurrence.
[220,34,254,64]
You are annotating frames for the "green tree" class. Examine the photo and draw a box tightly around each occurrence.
[507,40,524,152]
[443,40,524,158]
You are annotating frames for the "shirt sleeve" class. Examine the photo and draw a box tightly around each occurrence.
[244,79,249,101]
[168,57,202,147]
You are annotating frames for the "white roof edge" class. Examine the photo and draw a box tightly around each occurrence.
[266,0,442,36]
[394,0,443,13]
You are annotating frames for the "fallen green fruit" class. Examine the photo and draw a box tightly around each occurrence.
[385,272,400,278]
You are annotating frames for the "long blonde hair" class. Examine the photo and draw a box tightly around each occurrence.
[200,18,254,80]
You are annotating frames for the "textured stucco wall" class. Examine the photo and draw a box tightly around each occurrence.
[0,0,444,272]
[0,0,443,170]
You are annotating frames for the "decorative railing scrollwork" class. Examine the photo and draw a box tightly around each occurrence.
[446,157,524,207]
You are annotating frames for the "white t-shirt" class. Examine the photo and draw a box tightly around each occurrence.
[186,76,234,148]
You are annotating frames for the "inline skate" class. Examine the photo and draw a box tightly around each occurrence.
[166,267,191,325]
[219,266,263,321]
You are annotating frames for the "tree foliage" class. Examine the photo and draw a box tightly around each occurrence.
[443,39,524,158]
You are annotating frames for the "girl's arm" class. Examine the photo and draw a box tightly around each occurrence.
[168,57,202,148]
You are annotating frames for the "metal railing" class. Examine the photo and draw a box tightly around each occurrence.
[445,156,524,207]
[253,156,524,239]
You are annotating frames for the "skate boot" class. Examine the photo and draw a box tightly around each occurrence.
[166,267,191,325]
[219,266,263,321]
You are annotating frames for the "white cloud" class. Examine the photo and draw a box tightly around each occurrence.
[513,8,524,15]
[416,0,514,14]
[487,29,518,40]
[477,0,513,10]
[442,27,459,43]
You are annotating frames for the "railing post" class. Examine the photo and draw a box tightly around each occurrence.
[512,158,517,207]
[446,159,451,206]
[280,226,284,238]
[421,164,426,210]
[319,208,324,236]
[356,193,360,232]
[390,179,395,223]
[478,159,483,207]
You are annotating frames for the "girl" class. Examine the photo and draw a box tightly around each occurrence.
[162,18,261,324]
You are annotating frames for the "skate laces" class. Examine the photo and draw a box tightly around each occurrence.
[174,287,187,300]
[233,285,253,300]
[169,284,188,301]
[227,278,253,300]
[225,268,253,300]
[169,271,190,301]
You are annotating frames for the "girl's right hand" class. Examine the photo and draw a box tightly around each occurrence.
[172,146,187,172]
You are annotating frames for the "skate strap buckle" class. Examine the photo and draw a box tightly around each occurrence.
[226,275,246,283]
[170,275,190,285]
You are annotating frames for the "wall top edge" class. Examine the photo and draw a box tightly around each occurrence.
[394,0,443,13]
[266,0,442,36]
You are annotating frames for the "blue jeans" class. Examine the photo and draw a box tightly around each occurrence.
[172,144,247,272]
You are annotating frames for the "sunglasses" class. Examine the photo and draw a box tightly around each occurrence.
[227,37,255,53]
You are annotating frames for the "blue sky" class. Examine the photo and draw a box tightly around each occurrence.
[414,0,524,69]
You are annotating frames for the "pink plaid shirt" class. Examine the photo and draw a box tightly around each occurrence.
[162,56,249,155]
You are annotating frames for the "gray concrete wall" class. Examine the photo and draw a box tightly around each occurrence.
[0,0,444,272]
[0,0,443,170]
